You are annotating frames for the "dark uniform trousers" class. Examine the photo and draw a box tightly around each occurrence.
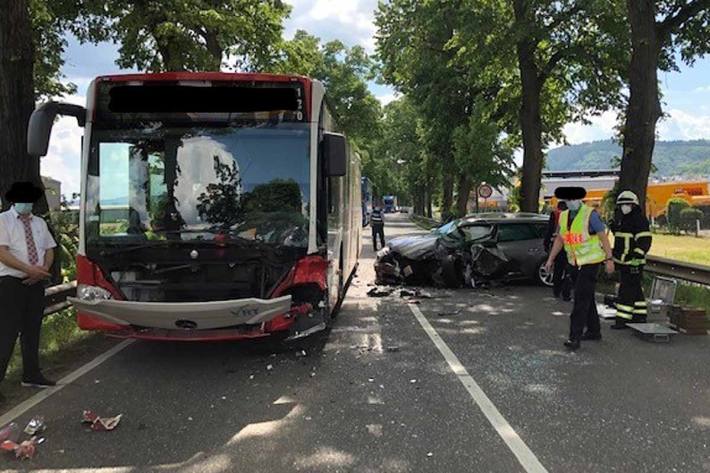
[372,224,385,251]
[568,263,601,341]
[616,264,646,323]
[552,251,571,299]
[0,276,46,382]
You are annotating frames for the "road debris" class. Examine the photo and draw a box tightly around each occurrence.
[1,436,43,460]
[0,422,19,444]
[437,309,462,317]
[1,422,45,460]
[367,287,393,297]
[81,410,123,431]
[385,345,400,352]
[24,417,46,436]
[427,452,433,458]
[266,364,274,371]
[410,379,417,384]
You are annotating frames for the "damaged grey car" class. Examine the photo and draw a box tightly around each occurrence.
[374,213,553,288]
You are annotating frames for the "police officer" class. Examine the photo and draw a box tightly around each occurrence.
[545,200,571,300]
[610,191,652,329]
[545,187,614,350]
[371,202,385,251]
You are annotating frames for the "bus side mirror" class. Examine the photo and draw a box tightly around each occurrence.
[323,132,347,177]
[28,102,87,157]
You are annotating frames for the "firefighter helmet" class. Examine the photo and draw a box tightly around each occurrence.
[616,190,639,206]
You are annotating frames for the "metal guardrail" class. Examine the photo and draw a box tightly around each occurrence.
[645,256,710,286]
[44,280,77,316]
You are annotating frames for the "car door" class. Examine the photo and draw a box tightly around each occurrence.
[496,223,543,277]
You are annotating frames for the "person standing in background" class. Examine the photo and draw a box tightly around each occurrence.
[0,182,57,404]
[609,191,652,329]
[371,201,386,251]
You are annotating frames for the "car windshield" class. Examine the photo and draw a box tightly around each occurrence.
[85,122,311,248]
[434,220,493,244]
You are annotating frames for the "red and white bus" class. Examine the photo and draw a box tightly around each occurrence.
[28,73,361,341]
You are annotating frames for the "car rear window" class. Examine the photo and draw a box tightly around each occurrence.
[497,223,539,242]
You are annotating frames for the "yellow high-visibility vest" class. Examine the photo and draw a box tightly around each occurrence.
[559,205,606,267]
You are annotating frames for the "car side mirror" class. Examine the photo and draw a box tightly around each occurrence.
[323,132,347,177]
[27,102,86,157]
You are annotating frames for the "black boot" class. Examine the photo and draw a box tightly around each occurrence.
[581,332,602,341]
[564,339,580,350]
[610,320,629,330]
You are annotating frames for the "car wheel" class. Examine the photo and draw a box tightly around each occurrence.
[538,260,554,287]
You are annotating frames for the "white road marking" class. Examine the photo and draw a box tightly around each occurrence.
[0,339,134,426]
[409,304,548,473]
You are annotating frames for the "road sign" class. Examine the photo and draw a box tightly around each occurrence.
[478,184,493,199]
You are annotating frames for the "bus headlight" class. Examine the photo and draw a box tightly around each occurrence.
[77,284,112,301]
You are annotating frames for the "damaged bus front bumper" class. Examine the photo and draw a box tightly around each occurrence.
[68,295,328,341]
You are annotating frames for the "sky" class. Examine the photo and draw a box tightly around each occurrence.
[42,0,710,197]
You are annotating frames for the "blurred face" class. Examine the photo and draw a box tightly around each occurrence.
[14,202,33,215]
[567,199,582,211]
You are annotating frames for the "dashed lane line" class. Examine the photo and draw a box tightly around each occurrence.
[0,339,134,426]
[409,304,548,473]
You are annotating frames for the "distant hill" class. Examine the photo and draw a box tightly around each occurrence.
[546,140,710,177]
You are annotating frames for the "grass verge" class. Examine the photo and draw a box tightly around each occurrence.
[648,233,710,266]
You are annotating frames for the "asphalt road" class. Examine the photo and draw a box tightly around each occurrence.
[1,213,709,472]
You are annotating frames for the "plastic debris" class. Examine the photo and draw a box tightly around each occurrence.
[410,379,417,384]
[0,423,20,444]
[24,417,46,436]
[266,364,273,371]
[249,374,255,380]
[81,410,123,431]
[385,346,400,352]
[1,437,42,460]
[427,452,433,458]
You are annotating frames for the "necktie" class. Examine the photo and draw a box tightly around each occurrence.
[20,215,39,265]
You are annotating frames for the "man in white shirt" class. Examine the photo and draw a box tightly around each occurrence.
[0,182,57,404]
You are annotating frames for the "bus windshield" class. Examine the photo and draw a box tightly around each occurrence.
[85,122,311,248]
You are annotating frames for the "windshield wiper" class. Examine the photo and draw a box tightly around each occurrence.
[99,241,175,257]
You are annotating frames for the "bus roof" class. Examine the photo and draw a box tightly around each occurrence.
[94,72,312,84]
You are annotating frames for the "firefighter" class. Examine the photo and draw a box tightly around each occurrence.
[544,200,571,300]
[371,202,386,251]
[545,187,615,350]
[610,191,652,329]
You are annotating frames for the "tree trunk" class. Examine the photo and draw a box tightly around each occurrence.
[204,30,223,70]
[514,1,544,214]
[441,165,454,218]
[619,0,661,208]
[0,0,44,212]
[455,174,473,217]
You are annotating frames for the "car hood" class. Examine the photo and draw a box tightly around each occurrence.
[386,234,440,259]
